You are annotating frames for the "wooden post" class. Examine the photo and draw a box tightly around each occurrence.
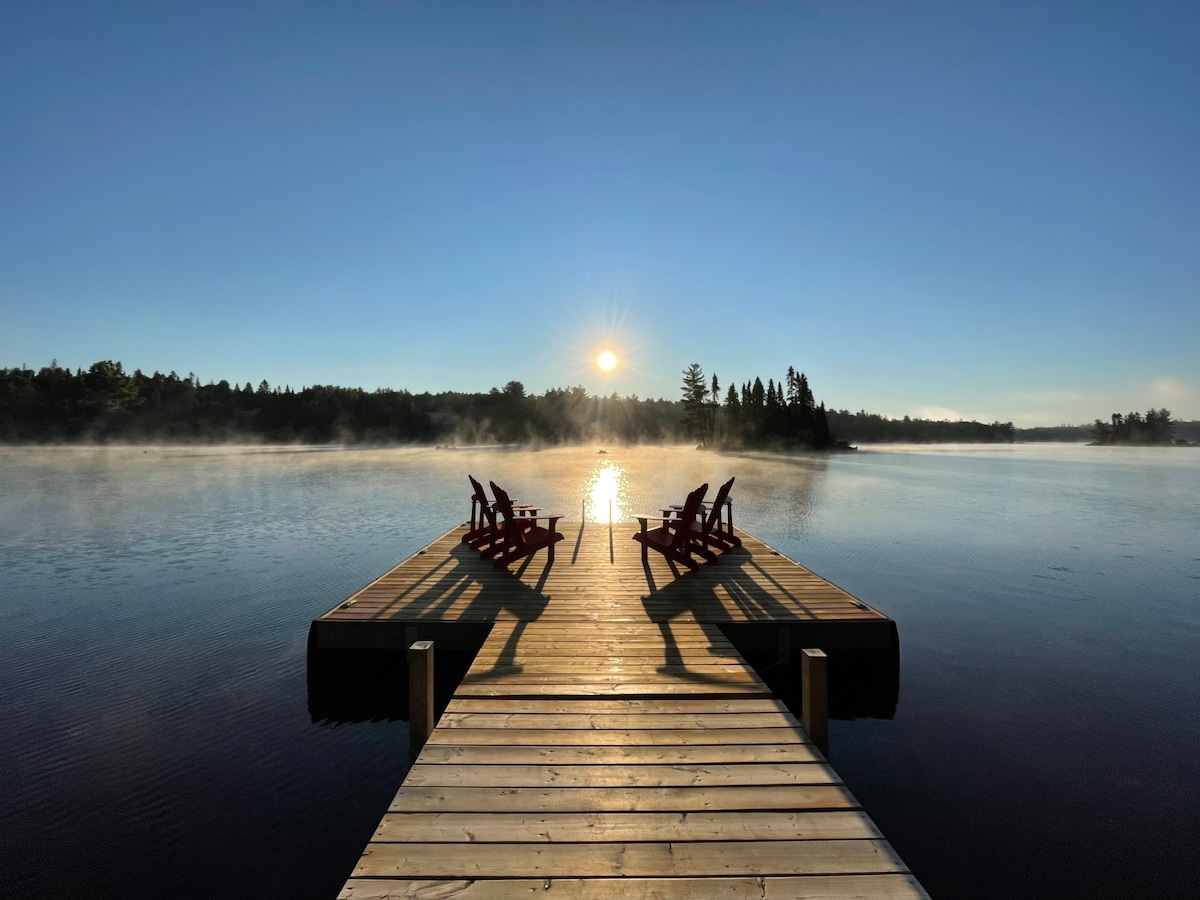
[408,640,434,761]
[801,648,829,759]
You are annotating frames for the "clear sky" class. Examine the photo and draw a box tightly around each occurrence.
[3,1,1198,426]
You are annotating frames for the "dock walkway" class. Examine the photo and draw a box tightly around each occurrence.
[316,523,927,898]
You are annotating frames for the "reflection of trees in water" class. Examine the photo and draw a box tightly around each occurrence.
[718,452,829,537]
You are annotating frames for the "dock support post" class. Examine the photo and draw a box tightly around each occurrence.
[802,648,829,759]
[408,640,435,761]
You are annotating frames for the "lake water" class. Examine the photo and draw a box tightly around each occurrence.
[1,444,1197,898]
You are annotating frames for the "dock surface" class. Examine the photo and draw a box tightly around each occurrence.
[319,523,926,898]
[312,523,896,649]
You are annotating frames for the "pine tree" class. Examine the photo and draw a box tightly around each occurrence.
[815,402,832,447]
[680,363,710,445]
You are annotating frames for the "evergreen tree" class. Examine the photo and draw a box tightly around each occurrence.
[680,363,710,445]
[797,371,814,433]
[815,402,832,447]
[765,378,779,435]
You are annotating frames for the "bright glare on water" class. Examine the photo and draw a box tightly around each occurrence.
[0,443,1197,898]
[584,456,627,523]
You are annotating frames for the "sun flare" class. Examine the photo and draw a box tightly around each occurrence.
[596,350,618,372]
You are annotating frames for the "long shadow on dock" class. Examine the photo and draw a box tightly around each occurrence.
[639,552,900,719]
[360,543,551,622]
[639,546,808,623]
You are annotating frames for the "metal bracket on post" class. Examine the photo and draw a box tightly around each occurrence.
[801,647,829,759]
[408,640,434,762]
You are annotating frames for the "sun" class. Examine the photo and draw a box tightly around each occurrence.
[596,350,618,372]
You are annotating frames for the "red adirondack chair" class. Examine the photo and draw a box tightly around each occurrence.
[633,482,708,571]
[465,474,491,541]
[689,476,740,558]
[488,481,564,569]
[464,474,506,552]
[466,474,541,554]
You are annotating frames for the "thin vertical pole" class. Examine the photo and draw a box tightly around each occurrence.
[409,640,434,761]
[608,498,614,563]
[801,648,829,759]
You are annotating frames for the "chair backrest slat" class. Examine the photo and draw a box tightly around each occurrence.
[489,481,526,548]
[701,477,734,534]
[670,483,708,550]
[469,474,497,529]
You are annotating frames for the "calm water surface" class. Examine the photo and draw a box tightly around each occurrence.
[1,444,1197,898]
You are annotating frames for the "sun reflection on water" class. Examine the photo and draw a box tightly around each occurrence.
[584,457,627,523]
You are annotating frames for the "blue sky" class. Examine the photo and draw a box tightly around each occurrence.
[3,1,1198,426]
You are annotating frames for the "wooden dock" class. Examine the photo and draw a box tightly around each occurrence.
[314,523,927,898]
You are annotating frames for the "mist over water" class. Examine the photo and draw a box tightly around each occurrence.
[0,443,1197,898]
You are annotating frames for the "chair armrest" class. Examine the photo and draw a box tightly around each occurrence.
[516,512,562,522]
[635,513,679,525]
[667,503,710,514]
[528,513,563,534]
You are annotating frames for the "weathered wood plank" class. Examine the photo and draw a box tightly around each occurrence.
[453,682,772,697]
[370,810,881,843]
[442,697,790,714]
[425,726,807,746]
[413,743,824,766]
[457,669,763,683]
[339,875,930,899]
[437,712,800,730]
[387,784,858,813]
[403,762,841,788]
[352,839,907,878]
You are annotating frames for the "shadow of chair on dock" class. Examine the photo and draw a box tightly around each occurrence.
[640,545,807,624]
[639,547,901,719]
[457,619,531,684]
[649,619,767,691]
[364,542,552,623]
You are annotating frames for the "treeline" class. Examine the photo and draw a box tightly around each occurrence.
[827,411,1015,444]
[0,361,683,445]
[13,358,1169,448]
[1090,409,1177,445]
[680,364,838,449]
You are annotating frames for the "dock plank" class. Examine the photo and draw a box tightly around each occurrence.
[352,839,908,878]
[340,875,929,899]
[412,743,824,765]
[370,810,882,843]
[402,762,841,787]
